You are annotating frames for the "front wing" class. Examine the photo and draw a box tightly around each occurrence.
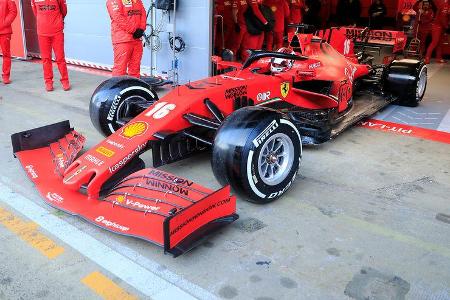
[11,121,238,257]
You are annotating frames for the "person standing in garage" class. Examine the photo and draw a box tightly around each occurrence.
[106,0,146,78]
[424,0,449,64]
[0,0,17,84]
[263,0,289,51]
[231,0,269,61]
[288,0,304,34]
[413,0,437,55]
[31,0,70,91]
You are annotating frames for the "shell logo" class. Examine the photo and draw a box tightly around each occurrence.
[120,121,148,139]
[116,195,125,203]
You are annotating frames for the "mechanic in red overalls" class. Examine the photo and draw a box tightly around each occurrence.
[107,0,146,78]
[288,0,304,34]
[240,0,269,61]
[264,0,290,51]
[413,0,437,55]
[425,0,449,63]
[31,0,69,91]
[215,0,234,52]
[231,0,268,61]
[0,0,17,84]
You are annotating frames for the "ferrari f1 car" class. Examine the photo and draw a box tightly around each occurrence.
[11,27,427,254]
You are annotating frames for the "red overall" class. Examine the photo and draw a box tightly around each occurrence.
[288,0,304,34]
[31,0,69,89]
[215,0,234,51]
[264,0,290,51]
[413,1,435,55]
[425,0,449,62]
[231,0,267,61]
[0,0,17,83]
[106,0,146,78]
[240,0,268,61]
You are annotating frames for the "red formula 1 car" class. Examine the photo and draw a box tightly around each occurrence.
[11,27,427,255]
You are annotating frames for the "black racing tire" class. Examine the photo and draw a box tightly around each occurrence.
[385,59,427,107]
[212,107,302,204]
[90,76,158,137]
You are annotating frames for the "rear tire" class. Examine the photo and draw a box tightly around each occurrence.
[385,59,427,107]
[90,77,158,137]
[212,107,302,203]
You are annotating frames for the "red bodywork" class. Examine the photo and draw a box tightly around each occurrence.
[13,32,377,254]
[66,34,370,199]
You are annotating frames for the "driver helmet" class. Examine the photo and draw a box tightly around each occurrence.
[270,47,296,73]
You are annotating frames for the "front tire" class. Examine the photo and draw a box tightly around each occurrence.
[90,77,158,137]
[385,59,427,107]
[212,107,302,203]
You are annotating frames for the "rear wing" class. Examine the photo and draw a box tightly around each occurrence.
[340,27,407,53]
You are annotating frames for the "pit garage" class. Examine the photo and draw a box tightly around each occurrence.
[0,0,449,299]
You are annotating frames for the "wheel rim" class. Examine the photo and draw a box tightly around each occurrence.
[416,67,427,99]
[257,133,294,186]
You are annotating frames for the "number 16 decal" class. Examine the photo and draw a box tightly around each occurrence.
[144,102,176,119]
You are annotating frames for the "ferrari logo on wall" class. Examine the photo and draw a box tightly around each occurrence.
[281,82,290,98]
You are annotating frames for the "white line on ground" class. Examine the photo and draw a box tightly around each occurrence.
[0,179,216,300]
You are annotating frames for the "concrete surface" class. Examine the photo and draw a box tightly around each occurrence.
[0,60,449,300]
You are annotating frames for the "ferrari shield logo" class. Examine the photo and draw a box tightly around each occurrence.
[281,82,290,98]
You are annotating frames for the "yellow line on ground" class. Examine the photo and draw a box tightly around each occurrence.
[293,201,450,259]
[339,214,450,259]
[0,206,64,259]
[81,271,138,300]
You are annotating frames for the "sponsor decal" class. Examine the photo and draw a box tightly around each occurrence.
[345,62,357,83]
[147,170,194,187]
[343,39,351,55]
[120,121,148,139]
[308,62,321,69]
[125,199,160,211]
[257,91,271,102]
[46,192,64,204]
[145,179,190,196]
[106,139,124,149]
[25,165,38,179]
[281,82,290,98]
[253,120,279,147]
[221,75,245,81]
[114,195,160,211]
[122,0,132,5]
[63,165,87,183]
[360,121,412,134]
[225,85,247,99]
[107,96,121,121]
[56,154,65,169]
[95,216,129,232]
[96,146,115,158]
[108,143,147,173]
[85,154,104,167]
[170,198,232,236]
[345,28,394,42]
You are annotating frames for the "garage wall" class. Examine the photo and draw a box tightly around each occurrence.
[21,0,212,83]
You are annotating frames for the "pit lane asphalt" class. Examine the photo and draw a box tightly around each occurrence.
[0,60,449,300]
